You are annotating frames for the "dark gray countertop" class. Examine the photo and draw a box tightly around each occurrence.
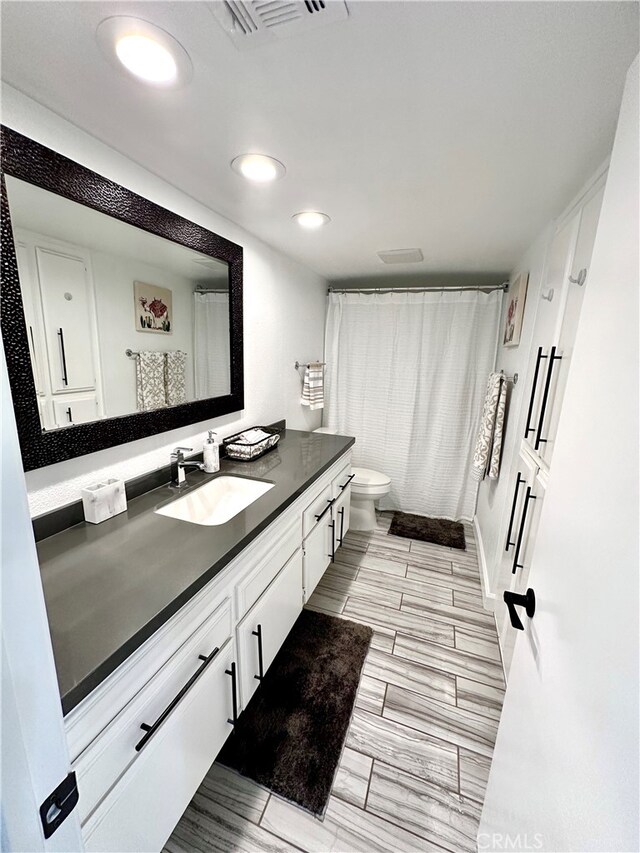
[36,429,354,715]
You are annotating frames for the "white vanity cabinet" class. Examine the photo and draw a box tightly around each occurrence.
[65,447,351,853]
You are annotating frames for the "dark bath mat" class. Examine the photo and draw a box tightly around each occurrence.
[218,609,372,816]
[389,511,466,550]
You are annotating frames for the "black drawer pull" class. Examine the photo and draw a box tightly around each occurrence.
[524,347,545,438]
[534,346,562,450]
[339,473,355,491]
[512,487,536,574]
[135,646,220,751]
[505,473,525,551]
[504,588,536,631]
[328,520,336,561]
[252,624,264,682]
[226,661,238,726]
[338,506,345,546]
[57,328,69,386]
[314,497,336,521]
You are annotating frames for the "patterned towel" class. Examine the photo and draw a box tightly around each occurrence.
[301,362,324,410]
[165,351,187,406]
[471,372,508,481]
[136,351,166,412]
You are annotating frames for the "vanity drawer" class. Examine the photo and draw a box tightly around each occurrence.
[331,462,353,498]
[303,483,334,538]
[235,513,300,619]
[82,638,236,853]
[74,597,232,829]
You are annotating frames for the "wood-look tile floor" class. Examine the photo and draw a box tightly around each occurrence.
[164,513,505,853]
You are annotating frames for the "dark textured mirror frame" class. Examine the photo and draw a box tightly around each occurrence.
[1,126,244,472]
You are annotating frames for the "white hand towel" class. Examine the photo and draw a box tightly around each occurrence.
[165,351,187,407]
[301,362,324,410]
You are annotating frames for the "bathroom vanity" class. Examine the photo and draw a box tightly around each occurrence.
[35,429,353,852]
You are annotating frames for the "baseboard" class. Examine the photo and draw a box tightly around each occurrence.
[473,515,496,612]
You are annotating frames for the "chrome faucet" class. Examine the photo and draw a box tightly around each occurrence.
[170,446,204,488]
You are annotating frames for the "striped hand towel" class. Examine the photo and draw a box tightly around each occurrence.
[301,362,324,410]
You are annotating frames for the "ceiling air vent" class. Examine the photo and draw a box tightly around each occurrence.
[208,1,349,49]
[377,248,424,265]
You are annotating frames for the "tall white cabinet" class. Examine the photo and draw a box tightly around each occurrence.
[498,171,606,673]
[15,229,102,429]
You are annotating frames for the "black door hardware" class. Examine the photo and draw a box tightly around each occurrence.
[226,661,238,726]
[57,328,69,386]
[252,624,264,681]
[39,771,79,839]
[524,347,545,438]
[136,647,220,751]
[338,507,345,546]
[505,473,525,551]
[534,346,563,450]
[339,473,355,491]
[504,588,536,631]
[512,487,536,574]
[314,497,335,521]
[328,520,336,561]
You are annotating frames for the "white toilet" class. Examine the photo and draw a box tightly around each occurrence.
[314,428,391,531]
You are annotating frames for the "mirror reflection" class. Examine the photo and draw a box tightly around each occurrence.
[5,175,231,431]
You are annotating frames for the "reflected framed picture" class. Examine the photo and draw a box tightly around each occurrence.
[134,281,172,334]
[503,272,529,347]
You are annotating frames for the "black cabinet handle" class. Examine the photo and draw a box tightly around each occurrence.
[328,520,336,561]
[315,497,336,521]
[505,473,525,551]
[512,487,536,574]
[338,507,345,546]
[135,646,220,751]
[66,407,72,423]
[339,473,355,491]
[252,624,264,682]
[504,588,536,631]
[225,661,238,726]
[534,346,562,450]
[57,328,68,386]
[524,347,545,438]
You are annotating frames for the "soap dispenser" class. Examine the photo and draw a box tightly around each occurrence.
[203,430,220,473]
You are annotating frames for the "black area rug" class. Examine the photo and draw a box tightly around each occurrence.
[389,511,466,550]
[218,609,373,816]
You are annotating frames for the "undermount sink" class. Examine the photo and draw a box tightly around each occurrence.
[155,475,274,526]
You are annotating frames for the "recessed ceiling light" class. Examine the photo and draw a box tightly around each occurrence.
[231,154,286,183]
[293,211,331,229]
[96,17,192,88]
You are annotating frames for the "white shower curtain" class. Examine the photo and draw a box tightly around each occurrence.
[324,289,501,521]
[194,292,230,398]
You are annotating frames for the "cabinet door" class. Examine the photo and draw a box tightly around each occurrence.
[537,185,605,467]
[303,511,334,603]
[36,247,96,393]
[333,485,352,553]
[237,548,303,708]
[499,452,545,676]
[53,395,98,426]
[83,640,237,853]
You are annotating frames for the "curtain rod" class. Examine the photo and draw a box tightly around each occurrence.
[327,282,509,294]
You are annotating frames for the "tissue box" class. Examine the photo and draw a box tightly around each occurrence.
[81,478,127,524]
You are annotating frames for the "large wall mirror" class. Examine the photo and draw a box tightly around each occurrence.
[1,127,244,471]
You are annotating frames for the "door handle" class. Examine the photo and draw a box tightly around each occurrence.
[225,661,238,726]
[504,588,536,631]
[252,624,264,681]
[505,473,525,551]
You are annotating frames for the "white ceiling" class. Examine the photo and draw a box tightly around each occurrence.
[1,1,638,282]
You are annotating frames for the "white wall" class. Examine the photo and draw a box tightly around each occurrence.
[2,85,328,516]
